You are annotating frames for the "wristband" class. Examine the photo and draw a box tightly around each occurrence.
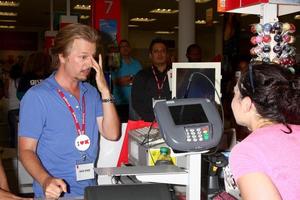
[102,98,115,103]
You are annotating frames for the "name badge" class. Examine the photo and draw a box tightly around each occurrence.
[75,162,94,181]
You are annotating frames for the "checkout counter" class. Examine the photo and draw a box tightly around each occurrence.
[93,98,224,200]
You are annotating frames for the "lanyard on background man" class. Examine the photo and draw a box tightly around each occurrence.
[152,66,167,98]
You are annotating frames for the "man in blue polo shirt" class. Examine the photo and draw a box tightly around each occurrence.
[111,39,142,122]
[18,24,120,199]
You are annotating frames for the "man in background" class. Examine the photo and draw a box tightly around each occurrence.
[112,40,142,122]
[131,38,171,122]
[186,44,202,62]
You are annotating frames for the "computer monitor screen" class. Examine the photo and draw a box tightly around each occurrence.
[171,62,221,104]
[168,104,208,125]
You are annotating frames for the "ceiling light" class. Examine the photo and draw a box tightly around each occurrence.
[0,19,16,22]
[130,18,156,22]
[0,25,15,29]
[295,15,300,20]
[195,20,206,24]
[74,4,91,10]
[195,0,211,3]
[176,0,211,3]
[155,31,175,34]
[150,8,178,14]
[80,15,89,20]
[241,13,249,17]
[212,20,219,24]
[0,1,19,7]
[0,11,17,16]
[128,24,139,27]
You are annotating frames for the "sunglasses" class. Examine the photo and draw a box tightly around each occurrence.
[249,63,255,94]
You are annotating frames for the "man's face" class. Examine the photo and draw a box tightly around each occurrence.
[187,47,201,62]
[149,43,168,66]
[119,41,131,57]
[59,38,96,81]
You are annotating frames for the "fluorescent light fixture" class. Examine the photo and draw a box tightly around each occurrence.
[80,15,89,20]
[74,4,91,10]
[0,19,16,22]
[150,8,178,14]
[176,0,211,3]
[295,15,300,20]
[195,20,206,24]
[0,1,19,7]
[130,18,156,22]
[241,13,249,17]
[195,0,211,3]
[0,11,17,16]
[0,25,15,28]
[128,24,139,27]
[155,31,175,34]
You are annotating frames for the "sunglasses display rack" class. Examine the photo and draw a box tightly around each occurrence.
[249,22,296,67]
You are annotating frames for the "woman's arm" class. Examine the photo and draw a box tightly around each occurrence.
[0,159,9,191]
[0,159,33,199]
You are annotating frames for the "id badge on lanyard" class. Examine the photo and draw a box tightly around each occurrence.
[57,89,95,181]
[75,152,95,181]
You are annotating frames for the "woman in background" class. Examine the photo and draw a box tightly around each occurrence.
[230,63,300,199]
[17,52,51,100]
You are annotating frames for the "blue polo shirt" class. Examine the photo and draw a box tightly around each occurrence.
[18,73,103,197]
[111,58,142,105]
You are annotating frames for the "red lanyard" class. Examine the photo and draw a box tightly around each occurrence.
[57,89,86,135]
[152,66,167,97]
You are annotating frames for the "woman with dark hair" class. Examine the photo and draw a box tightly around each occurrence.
[17,52,52,100]
[229,63,300,199]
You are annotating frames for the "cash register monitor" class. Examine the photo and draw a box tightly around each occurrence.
[169,103,208,125]
[154,98,223,152]
[172,62,221,104]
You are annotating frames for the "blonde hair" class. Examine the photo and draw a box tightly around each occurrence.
[51,23,99,66]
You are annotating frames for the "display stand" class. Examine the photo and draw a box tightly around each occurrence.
[222,1,299,66]
[95,151,206,200]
